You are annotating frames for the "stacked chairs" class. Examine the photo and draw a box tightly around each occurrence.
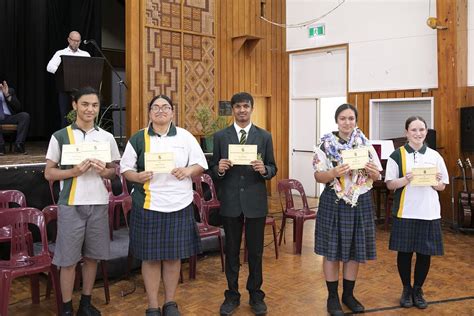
[0,207,62,315]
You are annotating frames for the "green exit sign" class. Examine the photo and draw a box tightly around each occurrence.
[309,24,325,38]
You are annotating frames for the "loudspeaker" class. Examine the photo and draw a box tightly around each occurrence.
[426,129,436,150]
[461,107,474,152]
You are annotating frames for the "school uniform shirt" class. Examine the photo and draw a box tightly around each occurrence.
[46,124,121,205]
[120,123,208,213]
[385,144,449,220]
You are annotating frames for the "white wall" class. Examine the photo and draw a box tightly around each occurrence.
[287,0,439,92]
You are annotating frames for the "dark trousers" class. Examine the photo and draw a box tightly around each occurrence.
[58,92,71,128]
[222,214,266,302]
[0,112,30,145]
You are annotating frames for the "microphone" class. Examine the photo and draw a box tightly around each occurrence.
[83,39,95,45]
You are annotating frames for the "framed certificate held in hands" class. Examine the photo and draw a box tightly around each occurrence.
[228,144,257,165]
[61,142,111,165]
[411,167,438,186]
[145,152,175,173]
[341,147,369,170]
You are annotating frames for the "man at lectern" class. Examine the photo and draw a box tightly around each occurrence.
[47,31,90,128]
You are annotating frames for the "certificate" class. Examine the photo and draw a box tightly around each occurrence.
[411,167,438,186]
[145,152,175,173]
[228,144,257,165]
[61,142,111,165]
[341,147,369,170]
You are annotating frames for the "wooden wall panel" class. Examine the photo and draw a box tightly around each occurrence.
[217,0,288,194]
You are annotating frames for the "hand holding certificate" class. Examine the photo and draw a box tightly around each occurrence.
[145,152,175,173]
[341,147,369,170]
[61,142,111,165]
[411,167,438,186]
[228,144,257,165]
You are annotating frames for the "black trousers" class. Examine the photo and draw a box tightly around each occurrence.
[0,112,30,145]
[222,214,266,302]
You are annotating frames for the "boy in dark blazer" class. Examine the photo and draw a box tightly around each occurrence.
[211,92,277,315]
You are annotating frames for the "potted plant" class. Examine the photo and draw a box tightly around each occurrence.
[195,105,228,152]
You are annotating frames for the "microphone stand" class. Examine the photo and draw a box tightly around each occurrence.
[87,40,128,149]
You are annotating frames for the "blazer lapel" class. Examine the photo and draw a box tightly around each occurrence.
[246,124,258,144]
[225,125,239,144]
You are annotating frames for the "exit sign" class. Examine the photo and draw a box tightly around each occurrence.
[308,24,325,38]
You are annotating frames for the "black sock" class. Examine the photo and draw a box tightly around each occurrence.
[80,294,92,306]
[397,251,413,287]
[342,279,355,297]
[326,280,339,298]
[63,300,73,312]
[414,253,431,287]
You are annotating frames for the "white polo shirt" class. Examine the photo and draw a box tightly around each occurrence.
[120,123,208,213]
[46,124,121,205]
[385,144,449,220]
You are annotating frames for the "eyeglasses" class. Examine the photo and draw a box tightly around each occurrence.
[150,105,172,113]
[68,37,81,43]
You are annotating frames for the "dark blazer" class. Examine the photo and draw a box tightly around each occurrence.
[2,88,22,115]
[210,124,277,218]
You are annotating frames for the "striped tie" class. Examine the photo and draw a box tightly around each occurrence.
[239,129,247,144]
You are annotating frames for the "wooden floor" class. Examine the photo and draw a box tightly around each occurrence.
[7,198,474,316]
[0,141,48,166]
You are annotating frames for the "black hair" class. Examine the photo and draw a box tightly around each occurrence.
[230,92,254,107]
[405,116,427,130]
[148,94,174,111]
[334,103,358,123]
[71,86,99,102]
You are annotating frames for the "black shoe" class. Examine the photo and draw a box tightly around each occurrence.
[220,298,240,315]
[62,310,73,316]
[145,307,161,316]
[327,294,344,316]
[413,286,428,309]
[14,143,27,155]
[249,298,267,315]
[0,144,5,155]
[162,301,180,316]
[400,285,413,308]
[76,303,101,316]
[342,294,365,313]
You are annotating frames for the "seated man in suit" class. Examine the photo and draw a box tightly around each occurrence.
[0,80,30,155]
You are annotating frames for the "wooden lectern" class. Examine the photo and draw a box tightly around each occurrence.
[55,56,104,92]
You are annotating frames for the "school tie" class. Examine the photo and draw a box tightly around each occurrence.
[239,129,247,144]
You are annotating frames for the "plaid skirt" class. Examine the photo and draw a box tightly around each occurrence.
[389,217,444,256]
[129,203,202,261]
[315,188,376,263]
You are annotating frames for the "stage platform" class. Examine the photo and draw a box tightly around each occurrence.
[0,141,48,166]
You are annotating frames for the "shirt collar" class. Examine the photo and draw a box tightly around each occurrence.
[71,122,99,133]
[404,143,427,154]
[147,122,177,137]
[234,122,252,135]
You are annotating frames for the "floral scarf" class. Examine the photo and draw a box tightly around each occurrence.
[319,128,374,206]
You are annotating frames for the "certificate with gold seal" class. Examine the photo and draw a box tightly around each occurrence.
[61,142,111,165]
[145,152,175,173]
[341,147,369,170]
[411,167,438,186]
[228,144,257,165]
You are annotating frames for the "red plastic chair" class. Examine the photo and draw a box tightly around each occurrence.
[0,208,62,315]
[0,190,27,208]
[189,191,224,279]
[42,205,111,304]
[105,165,130,239]
[192,174,220,223]
[277,179,317,255]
